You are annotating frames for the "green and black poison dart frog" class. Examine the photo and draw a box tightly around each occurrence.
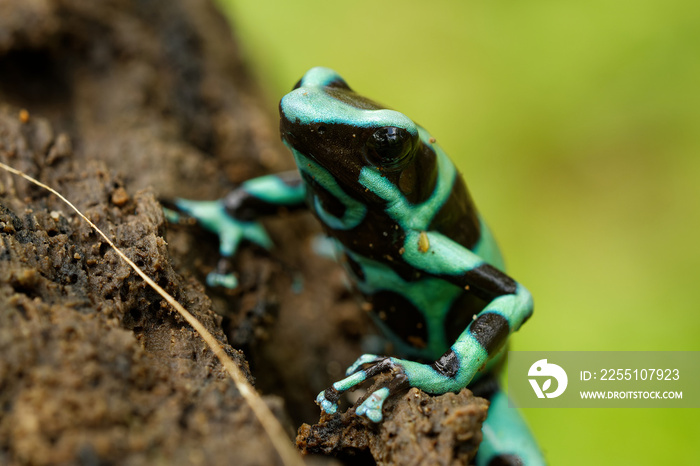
[168,67,545,465]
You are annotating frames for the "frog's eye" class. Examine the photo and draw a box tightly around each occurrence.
[365,126,414,169]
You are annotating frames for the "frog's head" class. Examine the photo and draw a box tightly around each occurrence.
[280,67,434,204]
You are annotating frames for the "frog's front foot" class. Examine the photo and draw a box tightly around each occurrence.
[202,257,238,289]
[206,272,238,288]
[164,198,273,290]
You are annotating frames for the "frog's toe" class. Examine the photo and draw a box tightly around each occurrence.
[345,354,385,376]
[206,272,238,289]
[355,387,390,423]
[162,206,183,223]
[315,390,339,414]
[315,358,411,419]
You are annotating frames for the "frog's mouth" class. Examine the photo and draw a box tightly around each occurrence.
[279,113,369,186]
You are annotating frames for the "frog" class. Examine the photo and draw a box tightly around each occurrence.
[167,67,545,465]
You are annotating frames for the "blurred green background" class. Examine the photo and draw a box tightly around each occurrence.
[218,1,700,464]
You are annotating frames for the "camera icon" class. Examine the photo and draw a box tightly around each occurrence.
[528,359,568,398]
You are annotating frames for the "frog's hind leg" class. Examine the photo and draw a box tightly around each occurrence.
[472,377,546,466]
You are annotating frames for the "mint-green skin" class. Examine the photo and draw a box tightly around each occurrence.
[171,67,544,465]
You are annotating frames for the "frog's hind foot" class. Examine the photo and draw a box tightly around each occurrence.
[316,355,411,422]
[354,373,410,422]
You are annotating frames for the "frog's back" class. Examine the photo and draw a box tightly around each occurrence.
[329,145,499,360]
